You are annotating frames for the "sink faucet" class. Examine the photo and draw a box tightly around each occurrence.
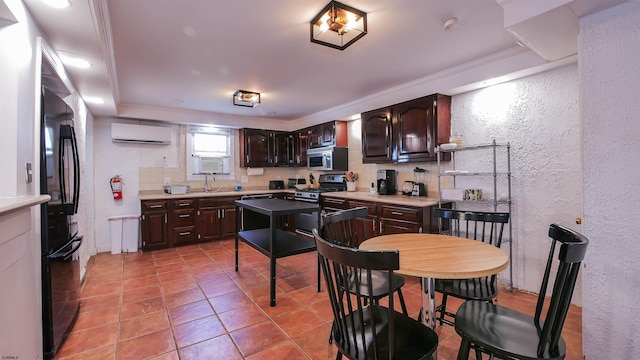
[204,173,211,192]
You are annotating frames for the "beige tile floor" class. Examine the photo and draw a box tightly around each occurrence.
[55,239,582,359]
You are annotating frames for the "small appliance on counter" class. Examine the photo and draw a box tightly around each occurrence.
[400,167,428,196]
[287,178,307,189]
[268,180,285,189]
[412,167,427,196]
[401,180,414,196]
[377,169,397,195]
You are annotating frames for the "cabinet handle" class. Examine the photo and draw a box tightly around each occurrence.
[178,203,190,207]
[179,231,191,236]
[372,219,376,233]
[379,220,383,234]
[221,209,225,218]
[391,211,403,216]
[246,155,250,163]
[149,205,163,209]
[164,214,168,224]
[141,214,146,221]
[179,214,190,218]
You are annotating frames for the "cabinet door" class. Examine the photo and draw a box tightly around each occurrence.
[348,200,380,238]
[394,94,451,163]
[307,125,322,149]
[274,132,290,166]
[219,206,238,238]
[361,107,393,163]
[141,210,169,250]
[240,128,271,167]
[394,96,435,162]
[295,131,307,166]
[320,122,335,147]
[199,207,221,242]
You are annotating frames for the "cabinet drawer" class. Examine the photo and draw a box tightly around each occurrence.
[172,199,195,209]
[349,200,378,216]
[322,196,347,211]
[173,226,197,244]
[142,200,167,211]
[172,209,196,226]
[380,205,421,222]
[198,197,240,209]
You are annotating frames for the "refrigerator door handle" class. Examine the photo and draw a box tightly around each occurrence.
[58,125,81,215]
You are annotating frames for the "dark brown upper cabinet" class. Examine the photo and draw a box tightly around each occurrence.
[361,94,451,164]
[361,107,393,163]
[239,128,273,167]
[308,121,348,149]
[240,128,310,168]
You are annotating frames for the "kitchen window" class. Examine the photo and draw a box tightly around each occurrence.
[186,126,235,181]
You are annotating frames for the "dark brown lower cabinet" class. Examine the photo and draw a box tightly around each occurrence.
[321,195,442,237]
[141,200,170,251]
[141,196,240,251]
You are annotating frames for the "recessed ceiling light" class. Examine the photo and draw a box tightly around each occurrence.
[83,97,104,104]
[42,0,71,9]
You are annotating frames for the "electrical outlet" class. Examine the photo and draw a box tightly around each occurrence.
[163,177,171,185]
[241,176,248,183]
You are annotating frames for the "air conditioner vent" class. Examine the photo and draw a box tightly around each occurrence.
[111,123,171,145]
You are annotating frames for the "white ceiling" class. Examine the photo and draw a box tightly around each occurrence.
[21,0,625,126]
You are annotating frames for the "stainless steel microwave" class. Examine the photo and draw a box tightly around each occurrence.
[307,146,349,171]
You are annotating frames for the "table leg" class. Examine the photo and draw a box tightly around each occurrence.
[422,277,438,359]
[235,204,239,272]
[270,257,276,307]
[234,236,239,272]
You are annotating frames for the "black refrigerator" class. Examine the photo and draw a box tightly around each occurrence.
[39,86,82,359]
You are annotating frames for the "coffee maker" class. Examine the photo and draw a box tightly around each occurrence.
[377,169,397,195]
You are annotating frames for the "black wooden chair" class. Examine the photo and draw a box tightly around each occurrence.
[321,207,408,315]
[455,223,588,360]
[313,228,438,360]
[433,208,510,326]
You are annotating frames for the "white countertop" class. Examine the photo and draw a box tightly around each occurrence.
[321,191,441,207]
[138,188,442,207]
[0,195,51,216]
[138,188,294,200]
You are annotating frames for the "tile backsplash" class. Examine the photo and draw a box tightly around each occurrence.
[138,122,449,196]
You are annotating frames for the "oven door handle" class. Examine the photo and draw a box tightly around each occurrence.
[50,236,83,261]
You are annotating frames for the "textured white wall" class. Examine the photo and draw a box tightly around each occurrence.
[580,1,640,358]
[451,64,583,303]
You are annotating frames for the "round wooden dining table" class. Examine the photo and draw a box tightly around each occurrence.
[359,233,509,331]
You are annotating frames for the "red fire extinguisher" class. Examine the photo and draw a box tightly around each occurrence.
[110,175,123,200]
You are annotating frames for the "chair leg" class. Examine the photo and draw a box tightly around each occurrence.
[457,338,471,360]
[474,347,483,360]
[397,288,408,315]
[439,293,449,325]
[336,352,343,360]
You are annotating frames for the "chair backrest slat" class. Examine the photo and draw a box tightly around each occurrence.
[313,228,400,359]
[321,207,370,248]
[433,208,509,247]
[535,223,589,357]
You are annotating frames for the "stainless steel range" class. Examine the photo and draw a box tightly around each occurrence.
[293,173,347,236]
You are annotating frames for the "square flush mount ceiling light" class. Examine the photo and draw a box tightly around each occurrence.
[233,90,260,107]
[310,1,367,50]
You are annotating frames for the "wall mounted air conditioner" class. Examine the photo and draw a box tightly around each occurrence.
[111,123,172,145]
